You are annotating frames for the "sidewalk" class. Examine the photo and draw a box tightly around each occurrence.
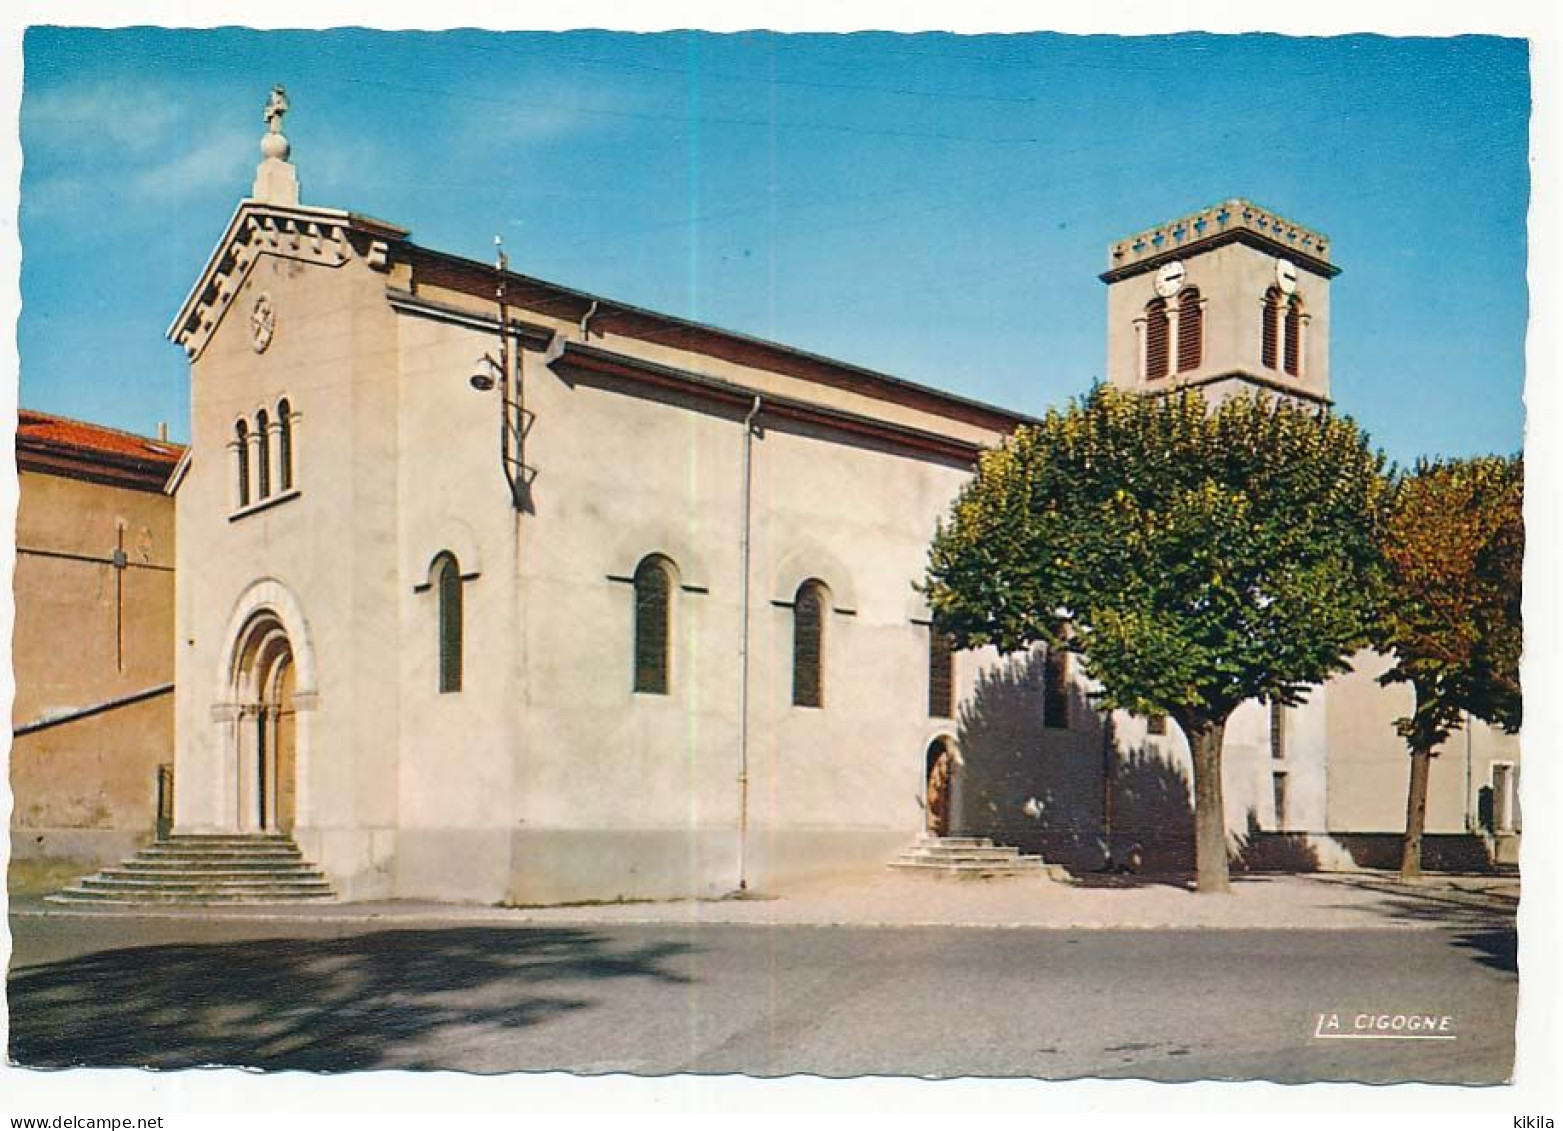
[8,869,1518,932]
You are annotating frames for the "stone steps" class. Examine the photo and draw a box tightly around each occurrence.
[889,834,1070,881]
[47,833,335,906]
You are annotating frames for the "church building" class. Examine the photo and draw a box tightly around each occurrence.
[136,90,1516,904]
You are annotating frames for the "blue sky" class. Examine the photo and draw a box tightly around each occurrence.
[18,28,1529,463]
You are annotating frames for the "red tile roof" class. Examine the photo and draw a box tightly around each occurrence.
[17,409,185,491]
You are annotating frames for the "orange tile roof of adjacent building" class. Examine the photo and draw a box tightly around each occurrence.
[17,409,186,492]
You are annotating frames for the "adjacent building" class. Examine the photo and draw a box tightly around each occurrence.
[10,411,183,892]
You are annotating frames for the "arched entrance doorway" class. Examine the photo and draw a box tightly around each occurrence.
[925,737,957,837]
[232,610,298,833]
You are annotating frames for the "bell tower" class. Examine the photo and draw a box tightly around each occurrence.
[1101,199,1340,405]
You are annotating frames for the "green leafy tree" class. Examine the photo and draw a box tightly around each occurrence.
[1375,455,1523,878]
[925,384,1389,892]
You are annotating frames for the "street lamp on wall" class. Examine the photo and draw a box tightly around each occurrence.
[466,237,530,511]
[468,352,501,392]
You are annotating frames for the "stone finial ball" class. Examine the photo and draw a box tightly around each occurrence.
[261,132,291,161]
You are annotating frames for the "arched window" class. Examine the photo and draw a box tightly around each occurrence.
[1261,287,1283,370]
[434,553,463,693]
[234,419,251,508]
[792,581,827,708]
[1144,298,1170,381]
[255,409,271,499]
[928,626,955,719]
[1284,296,1303,377]
[633,556,673,695]
[1176,286,1203,372]
[277,398,293,492]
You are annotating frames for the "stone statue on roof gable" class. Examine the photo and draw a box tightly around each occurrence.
[253,84,300,207]
[264,85,289,131]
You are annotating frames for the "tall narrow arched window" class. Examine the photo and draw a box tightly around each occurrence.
[1284,296,1303,377]
[633,556,672,695]
[1176,286,1203,372]
[235,419,251,508]
[1144,298,1170,380]
[1261,286,1283,370]
[928,626,955,719]
[277,398,293,492]
[792,581,827,708]
[255,409,271,499]
[434,552,463,693]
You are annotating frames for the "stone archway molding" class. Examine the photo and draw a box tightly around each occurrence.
[215,576,319,709]
[772,543,859,613]
[605,525,712,592]
[409,515,483,587]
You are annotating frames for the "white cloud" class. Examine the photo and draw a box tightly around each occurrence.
[449,77,640,149]
[24,80,184,156]
[24,77,260,210]
[20,173,92,222]
[126,128,255,201]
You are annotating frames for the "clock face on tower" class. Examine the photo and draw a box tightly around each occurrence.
[1275,258,1298,295]
[1154,261,1186,298]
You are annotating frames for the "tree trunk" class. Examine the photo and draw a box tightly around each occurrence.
[1401,745,1433,879]
[1185,715,1232,894]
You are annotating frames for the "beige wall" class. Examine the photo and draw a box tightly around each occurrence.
[388,290,1001,902]
[175,242,405,897]
[1327,650,1521,835]
[10,469,176,887]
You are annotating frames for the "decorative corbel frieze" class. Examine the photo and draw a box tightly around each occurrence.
[171,206,358,361]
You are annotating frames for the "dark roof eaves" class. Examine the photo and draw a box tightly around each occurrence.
[403,243,1043,433]
[553,341,994,464]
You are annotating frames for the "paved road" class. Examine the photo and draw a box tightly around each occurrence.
[6,916,1515,1083]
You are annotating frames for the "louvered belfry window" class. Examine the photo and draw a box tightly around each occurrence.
[633,557,671,695]
[1042,648,1068,729]
[1284,298,1302,376]
[792,581,826,708]
[928,628,955,719]
[1270,700,1287,761]
[1261,287,1282,369]
[436,553,463,693]
[277,398,293,492]
[235,419,251,507]
[1144,298,1170,380]
[1176,287,1203,372]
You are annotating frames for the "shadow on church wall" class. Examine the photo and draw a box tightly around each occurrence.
[1108,746,1196,875]
[951,652,1196,877]
[1233,811,1323,873]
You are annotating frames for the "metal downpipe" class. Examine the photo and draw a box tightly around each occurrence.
[737,396,762,893]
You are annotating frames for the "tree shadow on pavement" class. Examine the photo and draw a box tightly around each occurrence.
[8,926,695,1071]
[1448,928,1518,974]
[1312,876,1518,975]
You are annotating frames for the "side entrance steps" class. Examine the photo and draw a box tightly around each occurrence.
[46,833,335,906]
[889,834,1070,881]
